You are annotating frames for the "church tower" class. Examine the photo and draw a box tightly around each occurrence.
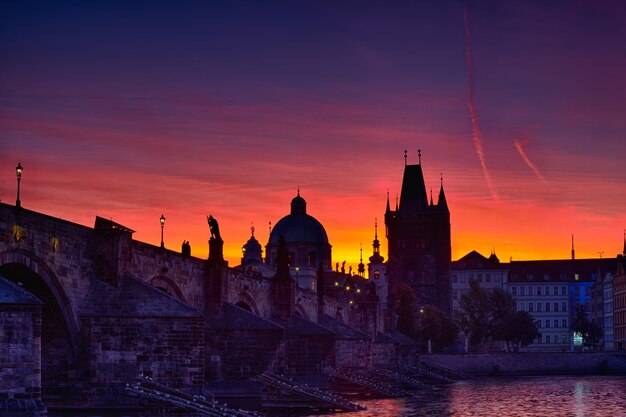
[385,150,451,314]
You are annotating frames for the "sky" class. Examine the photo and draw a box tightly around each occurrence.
[1,0,625,269]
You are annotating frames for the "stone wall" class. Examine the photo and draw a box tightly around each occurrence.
[0,305,41,400]
[425,352,626,375]
[206,329,283,380]
[335,339,372,370]
[130,241,206,310]
[372,342,398,369]
[284,333,335,375]
[80,316,205,402]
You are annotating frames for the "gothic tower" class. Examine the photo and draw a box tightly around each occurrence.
[385,150,451,314]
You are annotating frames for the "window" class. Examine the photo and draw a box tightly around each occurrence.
[554,319,559,328]
[537,286,541,295]
[562,335,568,344]
[561,286,567,295]
[546,335,551,344]
[545,320,550,328]
[477,273,483,282]
[554,286,559,295]
[512,286,517,296]
[520,286,525,295]
[554,302,559,312]
[486,273,491,283]
[562,319,567,328]
[545,302,550,312]
[537,320,542,328]
[546,286,551,295]
[452,274,458,283]
[528,302,534,312]
[562,302,567,311]
[537,303,542,312]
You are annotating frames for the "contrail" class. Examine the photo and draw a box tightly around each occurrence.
[464,7,499,200]
[514,137,548,184]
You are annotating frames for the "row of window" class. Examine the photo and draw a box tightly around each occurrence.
[536,319,568,329]
[511,285,567,296]
[536,334,568,344]
[520,301,568,313]
[452,273,502,284]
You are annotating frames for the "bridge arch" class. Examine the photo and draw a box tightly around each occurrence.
[0,249,80,394]
[295,304,309,320]
[232,291,260,315]
[149,275,187,304]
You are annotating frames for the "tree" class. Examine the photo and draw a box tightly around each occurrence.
[572,305,602,349]
[455,280,490,346]
[393,283,418,338]
[456,280,539,352]
[497,311,540,352]
[419,304,459,352]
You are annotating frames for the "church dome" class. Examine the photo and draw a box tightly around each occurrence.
[268,193,329,246]
[266,192,332,269]
[241,227,263,265]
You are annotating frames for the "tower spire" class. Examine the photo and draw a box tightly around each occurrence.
[418,149,421,165]
[395,194,399,211]
[386,189,390,213]
[430,188,433,206]
[374,217,378,240]
[571,234,575,260]
[404,150,407,166]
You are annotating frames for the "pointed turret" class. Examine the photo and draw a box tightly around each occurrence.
[358,244,365,277]
[437,174,449,213]
[622,229,625,256]
[369,218,384,265]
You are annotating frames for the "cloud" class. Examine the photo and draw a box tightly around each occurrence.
[513,135,548,184]
[464,7,499,200]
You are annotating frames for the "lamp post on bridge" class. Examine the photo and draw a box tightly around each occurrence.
[16,162,23,208]
[160,214,166,249]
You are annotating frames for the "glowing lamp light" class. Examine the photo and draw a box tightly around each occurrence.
[160,214,166,248]
[15,162,23,208]
[335,282,339,286]
[346,286,350,291]
[573,332,583,346]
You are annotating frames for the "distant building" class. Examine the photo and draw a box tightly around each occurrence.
[385,151,451,314]
[614,241,626,350]
[450,250,508,315]
[509,258,615,351]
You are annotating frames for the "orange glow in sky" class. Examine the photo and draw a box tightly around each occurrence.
[1,2,625,270]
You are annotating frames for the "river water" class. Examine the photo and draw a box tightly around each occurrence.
[48,375,625,417]
[306,375,626,417]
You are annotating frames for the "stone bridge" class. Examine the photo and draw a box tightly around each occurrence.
[0,202,397,409]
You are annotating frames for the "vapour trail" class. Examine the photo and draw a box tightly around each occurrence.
[514,138,548,184]
[464,7,499,200]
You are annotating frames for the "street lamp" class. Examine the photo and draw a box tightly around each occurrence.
[160,214,166,248]
[16,162,23,208]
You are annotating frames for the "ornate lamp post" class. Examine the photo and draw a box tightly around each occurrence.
[160,214,166,248]
[16,162,23,208]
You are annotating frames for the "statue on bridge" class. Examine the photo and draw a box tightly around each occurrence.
[207,215,222,241]
[207,215,225,264]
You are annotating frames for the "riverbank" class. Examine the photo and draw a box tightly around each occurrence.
[424,352,626,376]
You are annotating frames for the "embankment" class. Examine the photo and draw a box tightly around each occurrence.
[425,352,626,376]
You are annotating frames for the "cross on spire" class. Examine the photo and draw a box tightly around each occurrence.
[418,149,421,165]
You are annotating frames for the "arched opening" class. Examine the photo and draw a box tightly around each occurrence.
[0,262,77,400]
[235,301,252,312]
[232,291,260,315]
[149,275,187,304]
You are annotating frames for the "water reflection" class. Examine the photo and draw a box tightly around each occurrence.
[308,376,626,417]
